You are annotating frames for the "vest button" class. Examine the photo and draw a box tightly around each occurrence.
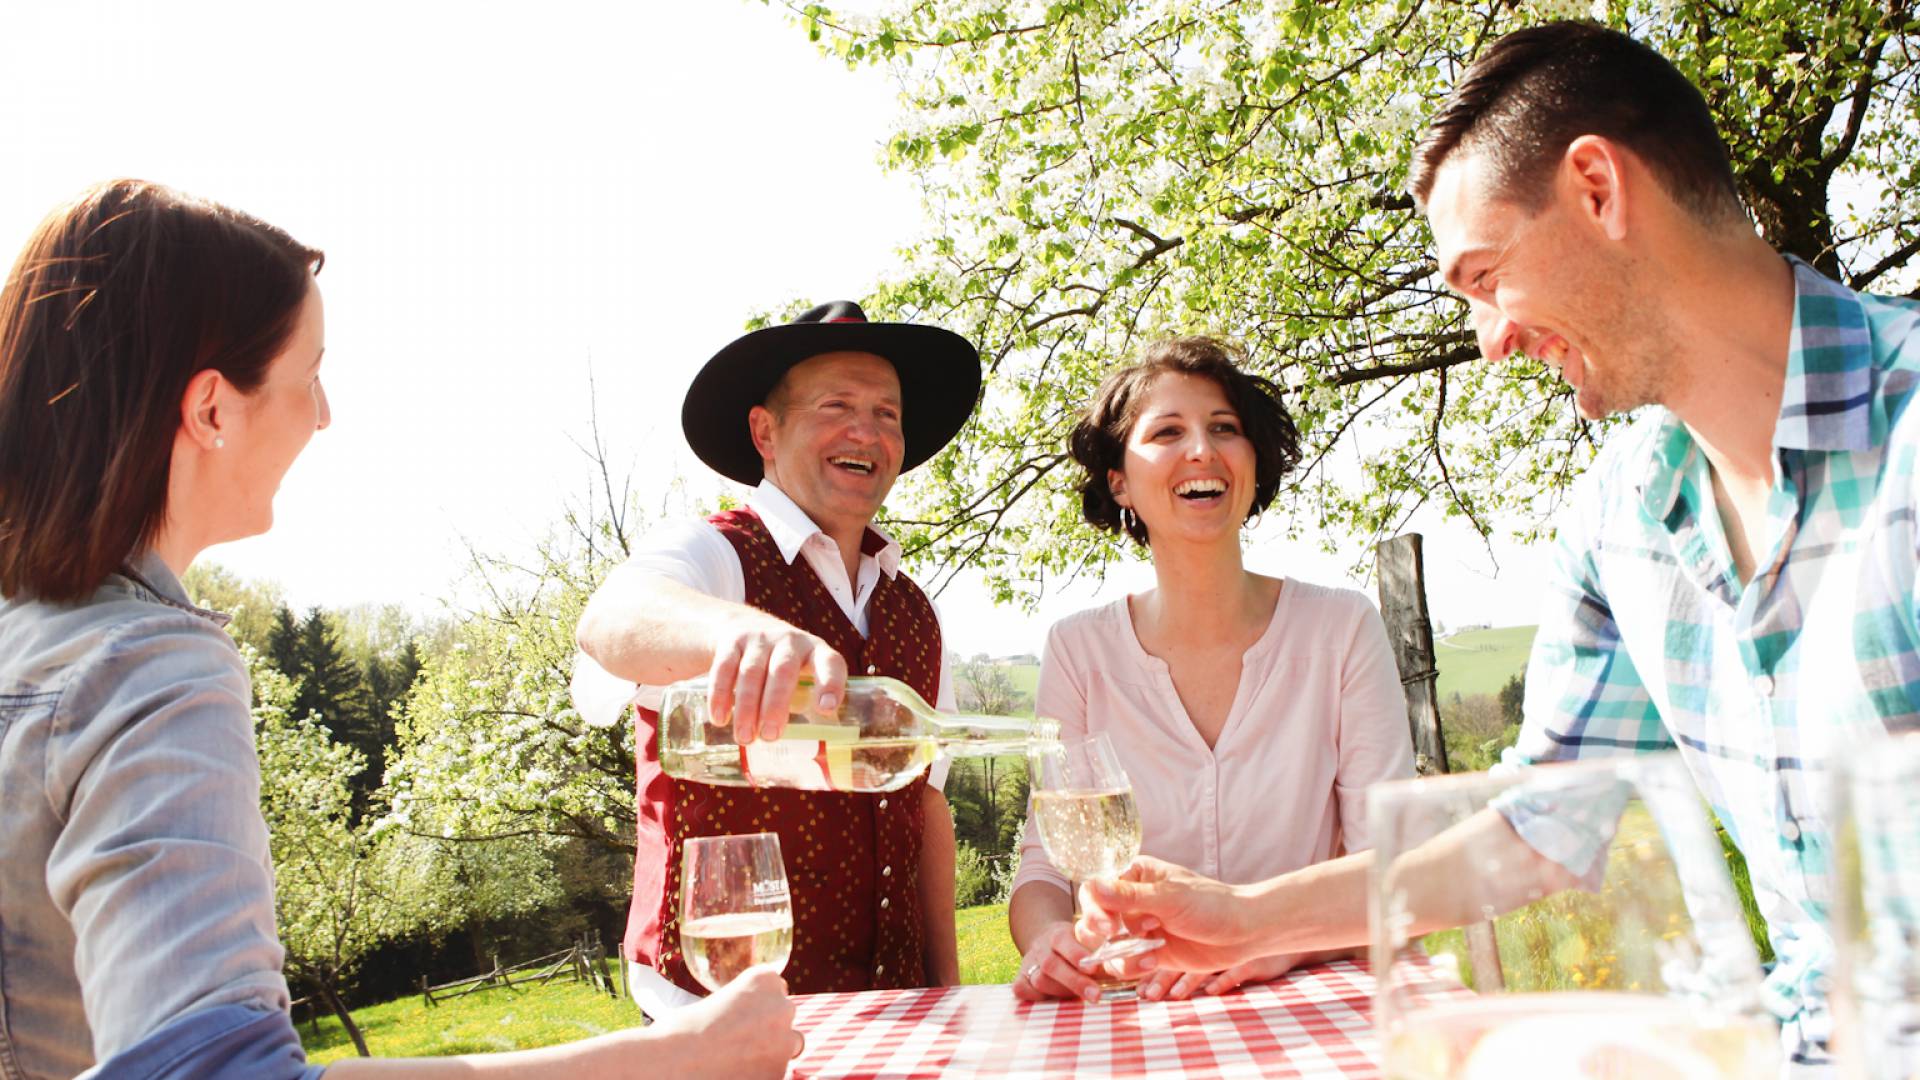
[867,664,879,675]
[876,964,886,976]
[878,798,889,810]
[880,897,891,909]
[882,865,892,877]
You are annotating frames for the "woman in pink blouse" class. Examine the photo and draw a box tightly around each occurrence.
[1008,337,1414,1003]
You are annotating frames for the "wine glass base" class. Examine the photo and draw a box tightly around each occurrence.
[1094,979,1141,1003]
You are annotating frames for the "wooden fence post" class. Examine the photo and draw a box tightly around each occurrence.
[1375,533,1506,988]
[1375,533,1449,775]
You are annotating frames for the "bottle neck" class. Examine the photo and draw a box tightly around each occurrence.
[927,710,1036,756]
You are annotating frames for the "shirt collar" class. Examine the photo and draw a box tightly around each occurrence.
[1638,256,1875,522]
[121,550,233,627]
[748,479,901,578]
[1772,254,1875,454]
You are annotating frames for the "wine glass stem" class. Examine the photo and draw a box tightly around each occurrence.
[1071,882,1138,949]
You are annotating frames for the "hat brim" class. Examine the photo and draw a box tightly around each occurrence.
[682,321,981,486]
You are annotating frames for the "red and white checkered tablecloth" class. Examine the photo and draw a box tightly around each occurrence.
[787,959,1457,1078]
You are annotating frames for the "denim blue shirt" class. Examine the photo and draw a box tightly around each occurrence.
[0,551,319,1079]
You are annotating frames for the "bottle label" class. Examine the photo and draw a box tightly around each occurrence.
[739,740,833,790]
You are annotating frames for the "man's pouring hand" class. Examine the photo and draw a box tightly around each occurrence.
[706,617,847,743]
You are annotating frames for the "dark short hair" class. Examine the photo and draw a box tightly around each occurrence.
[1408,20,1740,223]
[0,180,323,602]
[1068,337,1300,546]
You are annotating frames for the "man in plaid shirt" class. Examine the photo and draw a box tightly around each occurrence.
[1076,20,1919,1075]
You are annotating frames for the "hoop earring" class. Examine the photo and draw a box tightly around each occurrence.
[1120,507,1138,536]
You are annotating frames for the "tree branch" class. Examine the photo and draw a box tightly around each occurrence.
[1330,343,1481,386]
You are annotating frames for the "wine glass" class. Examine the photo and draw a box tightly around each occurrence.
[1832,733,1920,1080]
[1368,753,1778,1079]
[679,832,793,992]
[1028,731,1163,1001]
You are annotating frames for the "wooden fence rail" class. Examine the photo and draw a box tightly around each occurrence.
[420,936,616,1008]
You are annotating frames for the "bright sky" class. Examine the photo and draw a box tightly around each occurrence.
[2,1,1546,656]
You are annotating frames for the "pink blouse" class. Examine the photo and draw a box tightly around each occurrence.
[1012,579,1415,899]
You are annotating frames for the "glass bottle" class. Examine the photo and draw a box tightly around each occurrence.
[658,675,1043,793]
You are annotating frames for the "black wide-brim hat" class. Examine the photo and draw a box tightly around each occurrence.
[683,300,982,486]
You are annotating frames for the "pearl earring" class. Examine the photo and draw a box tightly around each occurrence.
[213,437,225,449]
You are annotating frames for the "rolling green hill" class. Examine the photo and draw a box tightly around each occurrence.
[1434,625,1536,700]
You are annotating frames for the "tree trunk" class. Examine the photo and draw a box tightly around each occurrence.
[984,756,997,854]
[316,976,370,1057]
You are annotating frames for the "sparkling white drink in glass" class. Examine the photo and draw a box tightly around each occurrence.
[1028,731,1162,1000]
[679,831,793,992]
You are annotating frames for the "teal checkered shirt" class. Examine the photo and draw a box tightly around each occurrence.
[1505,257,1920,1071]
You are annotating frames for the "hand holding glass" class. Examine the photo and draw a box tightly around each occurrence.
[679,832,793,992]
[1028,731,1163,998]
[1369,754,1778,1080]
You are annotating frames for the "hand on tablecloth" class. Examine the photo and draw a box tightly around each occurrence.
[1136,954,1303,1001]
[651,965,801,1077]
[1012,921,1103,1003]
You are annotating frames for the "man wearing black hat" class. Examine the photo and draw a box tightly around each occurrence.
[574,302,980,1015]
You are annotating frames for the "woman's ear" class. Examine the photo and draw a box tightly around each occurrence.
[1107,468,1130,507]
[178,368,229,450]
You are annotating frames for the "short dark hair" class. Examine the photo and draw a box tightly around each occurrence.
[0,180,323,602]
[1069,337,1300,546]
[1408,20,1740,223]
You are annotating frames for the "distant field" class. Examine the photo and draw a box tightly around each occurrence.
[1006,663,1038,713]
[1434,625,1536,700]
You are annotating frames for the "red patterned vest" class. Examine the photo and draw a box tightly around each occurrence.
[623,508,944,996]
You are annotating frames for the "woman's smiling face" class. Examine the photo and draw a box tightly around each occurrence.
[1110,372,1257,548]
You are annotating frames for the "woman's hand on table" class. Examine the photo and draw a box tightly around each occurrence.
[1136,954,1302,1000]
[1012,921,1102,1003]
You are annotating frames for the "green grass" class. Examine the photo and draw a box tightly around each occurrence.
[303,910,1024,1062]
[957,902,1021,984]
[1434,625,1536,701]
[300,962,641,1064]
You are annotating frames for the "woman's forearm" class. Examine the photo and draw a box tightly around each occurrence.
[1008,879,1075,954]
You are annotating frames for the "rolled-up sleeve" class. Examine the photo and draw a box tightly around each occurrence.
[1501,476,1670,772]
[45,614,299,1067]
[82,1003,321,1080]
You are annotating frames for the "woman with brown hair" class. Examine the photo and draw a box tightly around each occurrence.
[0,180,797,1078]
[1007,337,1414,1004]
